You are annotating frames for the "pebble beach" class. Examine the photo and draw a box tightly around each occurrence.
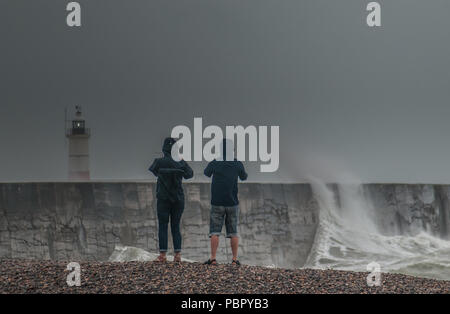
[1,259,449,294]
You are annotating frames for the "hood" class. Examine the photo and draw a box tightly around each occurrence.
[162,137,177,156]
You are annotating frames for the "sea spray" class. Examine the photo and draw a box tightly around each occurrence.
[305,177,450,280]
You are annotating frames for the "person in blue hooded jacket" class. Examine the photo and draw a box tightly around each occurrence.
[149,137,193,262]
[203,138,248,265]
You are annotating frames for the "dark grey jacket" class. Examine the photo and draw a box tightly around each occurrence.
[149,138,193,201]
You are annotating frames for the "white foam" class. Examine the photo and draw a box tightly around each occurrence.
[305,178,450,280]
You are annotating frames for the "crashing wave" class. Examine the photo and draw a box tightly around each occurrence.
[305,178,450,280]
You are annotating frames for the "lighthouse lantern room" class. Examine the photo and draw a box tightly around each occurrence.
[66,106,91,181]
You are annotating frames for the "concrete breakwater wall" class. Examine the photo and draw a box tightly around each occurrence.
[0,183,318,267]
[0,183,449,267]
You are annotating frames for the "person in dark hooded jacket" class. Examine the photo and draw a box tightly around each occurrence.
[203,138,247,266]
[149,137,193,262]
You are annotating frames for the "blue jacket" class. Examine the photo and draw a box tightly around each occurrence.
[204,143,248,206]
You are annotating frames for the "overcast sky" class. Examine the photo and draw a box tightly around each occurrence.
[1,0,450,183]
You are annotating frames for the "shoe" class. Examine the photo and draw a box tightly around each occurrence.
[174,253,182,263]
[231,259,241,266]
[204,258,217,265]
[154,254,167,262]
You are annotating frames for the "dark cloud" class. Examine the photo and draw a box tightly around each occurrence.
[1,0,450,183]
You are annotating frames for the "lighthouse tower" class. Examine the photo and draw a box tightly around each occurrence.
[66,106,91,181]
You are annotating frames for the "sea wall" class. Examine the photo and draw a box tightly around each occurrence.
[0,183,449,267]
[0,183,318,267]
[365,184,450,238]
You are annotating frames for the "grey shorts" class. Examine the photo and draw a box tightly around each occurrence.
[209,205,239,238]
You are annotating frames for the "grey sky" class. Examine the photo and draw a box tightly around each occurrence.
[1,0,450,183]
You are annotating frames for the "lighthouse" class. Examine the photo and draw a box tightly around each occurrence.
[66,106,91,181]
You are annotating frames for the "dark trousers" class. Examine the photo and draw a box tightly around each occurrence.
[157,198,184,253]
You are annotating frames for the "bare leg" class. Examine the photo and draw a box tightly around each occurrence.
[210,235,219,262]
[230,237,239,261]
